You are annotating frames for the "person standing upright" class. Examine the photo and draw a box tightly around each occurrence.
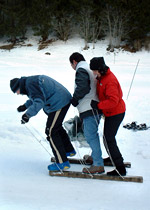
[90,57,126,176]
[69,52,104,174]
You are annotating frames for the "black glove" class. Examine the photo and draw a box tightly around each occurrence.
[21,114,29,124]
[17,104,27,112]
[91,100,99,110]
[71,97,79,107]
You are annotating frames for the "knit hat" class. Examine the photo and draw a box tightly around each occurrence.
[90,56,106,70]
[10,78,20,93]
[90,57,109,76]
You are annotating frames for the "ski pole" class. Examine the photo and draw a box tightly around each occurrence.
[23,123,64,174]
[24,123,52,156]
[126,59,140,100]
[28,124,48,144]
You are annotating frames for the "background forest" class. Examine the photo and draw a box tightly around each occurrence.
[0,0,150,51]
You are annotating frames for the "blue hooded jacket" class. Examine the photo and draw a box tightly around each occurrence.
[19,75,71,118]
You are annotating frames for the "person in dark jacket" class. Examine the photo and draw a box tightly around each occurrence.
[69,52,104,174]
[90,57,126,176]
[10,75,75,171]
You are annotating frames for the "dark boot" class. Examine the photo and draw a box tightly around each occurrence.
[107,165,126,176]
[83,155,112,165]
[103,157,111,164]
[83,155,93,165]
[82,165,105,174]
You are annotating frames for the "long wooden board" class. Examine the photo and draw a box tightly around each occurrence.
[49,170,143,183]
[51,157,131,168]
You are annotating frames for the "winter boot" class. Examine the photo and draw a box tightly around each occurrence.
[83,155,93,165]
[83,155,113,165]
[66,149,76,157]
[82,165,105,174]
[107,165,126,176]
[48,161,70,171]
[103,157,112,165]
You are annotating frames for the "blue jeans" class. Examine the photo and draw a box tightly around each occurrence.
[83,114,104,166]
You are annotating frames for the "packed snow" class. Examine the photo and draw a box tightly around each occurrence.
[0,36,150,210]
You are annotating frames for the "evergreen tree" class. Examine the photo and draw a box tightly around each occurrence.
[0,0,149,51]
[127,0,150,43]
[1,0,30,42]
[30,0,53,41]
[0,0,5,37]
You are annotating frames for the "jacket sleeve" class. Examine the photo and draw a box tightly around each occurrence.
[25,99,33,108]
[24,81,45,117]
[25,98,45,117]
[73,68,90,101]
[98,81,120,110]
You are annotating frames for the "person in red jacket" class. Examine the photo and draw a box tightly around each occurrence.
[90,57,126,176]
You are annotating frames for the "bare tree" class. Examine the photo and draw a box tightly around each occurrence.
[91,17,102,49]
[79,7,91,49]
[78,7,102,50]
[103,5,132,50]
[52,11,72,41]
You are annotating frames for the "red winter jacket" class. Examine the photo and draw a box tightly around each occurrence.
[97,69,126,117]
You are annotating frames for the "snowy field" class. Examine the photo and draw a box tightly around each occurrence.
[0,36,150,210]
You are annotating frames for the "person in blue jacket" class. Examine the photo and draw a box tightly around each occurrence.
[10,75,75,171]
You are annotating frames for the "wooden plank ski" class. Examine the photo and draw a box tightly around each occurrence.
[51,157,131,168]
[49,171,143,183]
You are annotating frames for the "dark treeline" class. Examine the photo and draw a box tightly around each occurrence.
[0,0,150,51]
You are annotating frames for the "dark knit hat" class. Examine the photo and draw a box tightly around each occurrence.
[90,57,108,75]
[10,78,20,93]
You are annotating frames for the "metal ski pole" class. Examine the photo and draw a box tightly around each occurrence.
[126,59,140,100]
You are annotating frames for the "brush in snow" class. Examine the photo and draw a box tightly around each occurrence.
[49,170,143,183]
[51,157,131,168]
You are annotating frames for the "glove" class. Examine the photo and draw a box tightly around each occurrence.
[91,100,99,110]
[71,97,79,107]
[17,104,27,112]
[21,114,29,124]
[91,100,103,114]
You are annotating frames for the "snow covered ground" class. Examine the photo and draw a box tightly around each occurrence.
[0,36,150,210]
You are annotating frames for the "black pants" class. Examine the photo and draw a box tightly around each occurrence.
[103,112,125,167]
[45,103,74,163]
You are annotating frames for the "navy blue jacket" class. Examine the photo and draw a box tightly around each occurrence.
[19,75,71,118]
